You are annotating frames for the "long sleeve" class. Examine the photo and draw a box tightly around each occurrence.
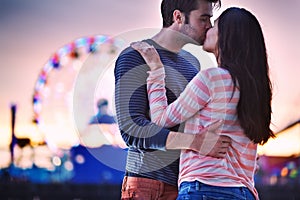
[114,41,200,186]
[114,47,170,150]
[147,67,211,128]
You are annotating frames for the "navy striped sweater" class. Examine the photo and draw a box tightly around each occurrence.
[114,39,200,186]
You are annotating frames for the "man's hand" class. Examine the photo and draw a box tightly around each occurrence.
[191,121,231,158]
[131,41,164,71]
[166,121,231,158]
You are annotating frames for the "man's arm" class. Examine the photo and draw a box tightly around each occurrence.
[114,47,230,156]
[166,121,231,158]
[114,47,170,150]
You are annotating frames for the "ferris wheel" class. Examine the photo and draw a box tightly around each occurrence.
[32,35,125,150]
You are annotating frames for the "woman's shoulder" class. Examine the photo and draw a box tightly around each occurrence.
[200,67,230,78]
[195,67,233,89]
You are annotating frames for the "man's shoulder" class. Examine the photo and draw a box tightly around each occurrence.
[115,45,145,69]
[178,49,201,70]
[118,46,138,58]
[179,49,195,57]
[118,39,151,58]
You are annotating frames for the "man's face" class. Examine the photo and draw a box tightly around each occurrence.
[179,1,213,45]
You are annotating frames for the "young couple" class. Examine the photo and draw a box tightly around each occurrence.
[114,0,274,199]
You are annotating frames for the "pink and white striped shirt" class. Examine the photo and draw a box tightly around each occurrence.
[147,67,259,199]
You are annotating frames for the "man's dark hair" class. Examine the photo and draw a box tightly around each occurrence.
[97,99,108,109]
[161,0,221,28]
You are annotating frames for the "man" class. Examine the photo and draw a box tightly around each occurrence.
[89,99,115,124]
[114,0,229,199]
[87,98,126,148]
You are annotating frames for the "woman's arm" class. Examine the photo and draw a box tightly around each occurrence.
[167,120,229,157]
[131,42,231,157]
[114,47,171,150]
[132,42,209,127]
[147,67,209,127]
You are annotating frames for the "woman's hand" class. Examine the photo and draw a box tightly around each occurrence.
[131,41,164,71]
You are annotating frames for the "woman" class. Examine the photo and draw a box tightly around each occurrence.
[131,7,275,200]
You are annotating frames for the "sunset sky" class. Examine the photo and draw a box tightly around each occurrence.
[0,0,299,153]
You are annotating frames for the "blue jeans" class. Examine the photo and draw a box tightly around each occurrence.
[177,181,255,200]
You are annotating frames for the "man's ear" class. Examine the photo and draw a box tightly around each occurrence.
[173,10,185,25]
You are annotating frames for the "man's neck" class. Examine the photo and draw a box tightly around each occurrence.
[151,28,187,53]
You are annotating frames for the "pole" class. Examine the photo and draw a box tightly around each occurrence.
[10,103,17,164]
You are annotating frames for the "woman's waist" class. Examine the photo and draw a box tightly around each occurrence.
[178,165,255,190]
[179,151,256,183]
[183,118,243,135]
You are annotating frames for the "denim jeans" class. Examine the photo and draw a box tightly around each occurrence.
[177,181,255,200]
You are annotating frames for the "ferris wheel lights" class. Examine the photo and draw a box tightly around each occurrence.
[87,37,97,53]
[75,37,88,48]
[38,77,46,85]
[32,35,125,145]
[95,35,108,44]
[35,81,44,91]
[89,44,97,53]
[52,61,60,69]
[33,93,40,104]
[43,62,53,74]
[51,53,60,69]
[70,50,79,59]
[88,36,95,43]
